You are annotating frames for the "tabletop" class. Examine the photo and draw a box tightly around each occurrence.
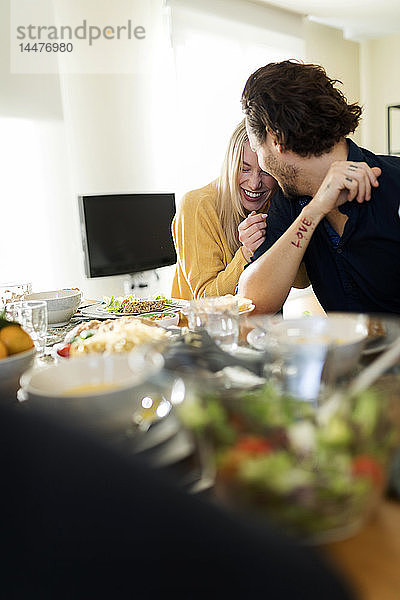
[322,499,400,600]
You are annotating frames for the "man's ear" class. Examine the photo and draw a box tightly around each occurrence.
[272,136,284,153]
[267,126,283,152]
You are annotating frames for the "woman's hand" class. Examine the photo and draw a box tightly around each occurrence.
[238,211,268,260]
[310,161,381,218]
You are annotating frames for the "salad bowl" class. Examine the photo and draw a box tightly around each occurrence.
[176,379,398,543]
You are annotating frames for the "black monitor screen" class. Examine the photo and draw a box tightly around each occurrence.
[78,193,177,278]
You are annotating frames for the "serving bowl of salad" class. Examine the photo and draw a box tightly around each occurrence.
[176,380,398,543]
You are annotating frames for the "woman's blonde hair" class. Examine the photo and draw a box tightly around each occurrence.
[216,119,259,255]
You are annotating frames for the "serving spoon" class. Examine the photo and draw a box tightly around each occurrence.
[318,335,400,423]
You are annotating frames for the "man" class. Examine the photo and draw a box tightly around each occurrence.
[238,60,400,314]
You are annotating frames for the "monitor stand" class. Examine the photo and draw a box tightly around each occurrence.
[123,270,159,297]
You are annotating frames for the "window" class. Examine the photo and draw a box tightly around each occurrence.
[168,0,305,200]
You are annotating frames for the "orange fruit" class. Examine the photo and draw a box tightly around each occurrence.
[0,339,8,359]
[0,325,34,355]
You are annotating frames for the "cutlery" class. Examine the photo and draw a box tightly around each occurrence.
[319,335,400,424]
[77,301,102,311]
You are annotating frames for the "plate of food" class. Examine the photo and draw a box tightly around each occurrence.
[363,316,400,356]
[79,295,186,319]
[236,296,254,313]
[180,294,255,315]
[53,316,169,360]
[215,295,255,315]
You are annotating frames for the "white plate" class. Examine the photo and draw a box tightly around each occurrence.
[247,327,268,351]
[139,312,180,328]
[239,304,255,315]
[132,413,181,453]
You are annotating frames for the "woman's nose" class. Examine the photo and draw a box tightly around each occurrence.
[247,171,262,189]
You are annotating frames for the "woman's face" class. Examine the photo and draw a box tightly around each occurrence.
[239,142,277,212]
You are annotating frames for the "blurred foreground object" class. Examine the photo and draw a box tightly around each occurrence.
[0,398,355,598]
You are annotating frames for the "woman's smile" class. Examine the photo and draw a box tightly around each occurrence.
[239,143,277,212]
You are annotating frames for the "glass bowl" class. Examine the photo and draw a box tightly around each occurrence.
[176,379,398,543]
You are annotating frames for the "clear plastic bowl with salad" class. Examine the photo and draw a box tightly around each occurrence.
[176,381,398,543]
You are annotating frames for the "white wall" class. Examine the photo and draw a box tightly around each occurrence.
[304,19,361,145]
[360,33,400,154]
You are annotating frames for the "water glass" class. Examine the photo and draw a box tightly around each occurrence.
[6,300,48,357]
[186,296,239,352]
[269,340,329,403]
[0,281,32,309]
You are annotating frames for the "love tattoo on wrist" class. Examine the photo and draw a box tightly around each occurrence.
[291,217,313,248]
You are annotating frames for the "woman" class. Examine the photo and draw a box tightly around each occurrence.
[171,119,307,300]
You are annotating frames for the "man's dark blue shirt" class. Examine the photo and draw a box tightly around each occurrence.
[252,139,400,314]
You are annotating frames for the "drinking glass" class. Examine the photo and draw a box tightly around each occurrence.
[255,317,332,404]
[0,281,32,309]
[6,300,48,357]
[186,296,239,352]
[268,340,330,403]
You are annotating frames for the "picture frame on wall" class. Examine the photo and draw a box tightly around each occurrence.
[387,104,400,155]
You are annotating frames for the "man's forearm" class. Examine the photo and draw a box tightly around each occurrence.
[238,205,324,313]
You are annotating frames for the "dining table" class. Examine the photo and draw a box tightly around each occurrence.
[322,498,400,600]
[41,304,400,600]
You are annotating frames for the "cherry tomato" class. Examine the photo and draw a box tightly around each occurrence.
[235,435,272,455]
[352,454,384,487]
[57,344,70,358]
[219,437,273,480]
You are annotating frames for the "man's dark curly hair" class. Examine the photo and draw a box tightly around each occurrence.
[241,60,362,157]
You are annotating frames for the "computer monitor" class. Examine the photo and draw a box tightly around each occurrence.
[78,193,177,278]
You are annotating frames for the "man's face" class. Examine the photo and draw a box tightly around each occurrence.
[245,120,300,198]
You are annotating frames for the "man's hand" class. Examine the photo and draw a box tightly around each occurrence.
[310,161,381,218]
[238,211,268,260]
